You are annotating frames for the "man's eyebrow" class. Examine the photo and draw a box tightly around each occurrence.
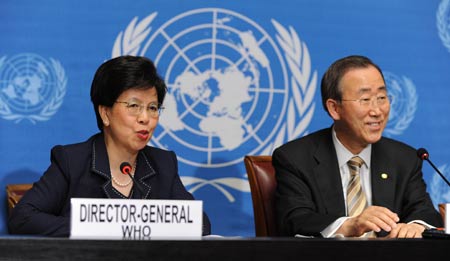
[357,86,387,94]
[378,86,387,91]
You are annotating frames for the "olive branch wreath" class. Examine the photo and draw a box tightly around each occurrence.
[384,75,417,136]
[437,0,450,54]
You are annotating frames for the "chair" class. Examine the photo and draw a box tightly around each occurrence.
[438,203,446,224]
[6,183,33,215]
[244,155,278,237]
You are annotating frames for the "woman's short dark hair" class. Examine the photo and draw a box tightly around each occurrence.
[320,55,385,115]
[90,55,167,131]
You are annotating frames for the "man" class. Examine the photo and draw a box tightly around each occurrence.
[273,55,443,238]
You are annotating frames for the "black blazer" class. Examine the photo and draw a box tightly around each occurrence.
[8,133,211,236]
[273,127,443,237]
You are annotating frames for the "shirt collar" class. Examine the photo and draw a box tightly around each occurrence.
[331,126,371,169]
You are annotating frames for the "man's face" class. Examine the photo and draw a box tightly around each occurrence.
[330,66,390,154]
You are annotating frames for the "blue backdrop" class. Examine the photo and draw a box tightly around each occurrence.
[1,0,450,236]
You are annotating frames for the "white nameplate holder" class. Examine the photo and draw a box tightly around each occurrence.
[70,198,203,240]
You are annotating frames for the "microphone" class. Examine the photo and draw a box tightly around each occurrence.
[417,148,450,187]
[120,162,145,198]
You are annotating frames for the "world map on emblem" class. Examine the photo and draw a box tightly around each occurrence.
[0,54,56,113]
[141,9,289,167]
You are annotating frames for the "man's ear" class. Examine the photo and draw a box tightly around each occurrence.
[326,99,341,121]
[99,105,110,126]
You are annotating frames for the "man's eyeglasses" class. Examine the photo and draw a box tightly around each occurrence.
[115,101,164,117]
[341,95,392,107]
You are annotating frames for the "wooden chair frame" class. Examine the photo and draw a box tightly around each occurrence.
[244,155,278,237]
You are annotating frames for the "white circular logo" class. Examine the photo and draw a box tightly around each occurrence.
[113,8,316,172]
[0,53,67,123]
[143,9,289,168]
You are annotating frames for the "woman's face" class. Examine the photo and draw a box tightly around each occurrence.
[100,87,159,154]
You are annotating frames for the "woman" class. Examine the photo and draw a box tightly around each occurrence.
[8,55,211,236]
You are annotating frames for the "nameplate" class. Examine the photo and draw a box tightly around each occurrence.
[70,198,203,240]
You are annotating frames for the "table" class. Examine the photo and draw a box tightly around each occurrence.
[0,236,446,260]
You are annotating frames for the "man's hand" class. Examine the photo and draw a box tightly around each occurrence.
[336,206,399,237]
[385,223,425,238]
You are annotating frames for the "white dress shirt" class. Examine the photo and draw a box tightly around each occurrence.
[320,128,372,237]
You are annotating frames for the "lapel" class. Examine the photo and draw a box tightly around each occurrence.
[370,140,396,210]
[90,134,157,199]
[134,151,157,199]
[313,129,346,216]
[91,134,114,198]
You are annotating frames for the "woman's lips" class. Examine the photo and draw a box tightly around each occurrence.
[137,130,149,140]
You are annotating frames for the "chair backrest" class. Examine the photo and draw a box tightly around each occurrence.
[438,203,446,224]
[6,183,33,215]
[244,155,278,237]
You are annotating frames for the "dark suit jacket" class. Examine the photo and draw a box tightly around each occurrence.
[8,133,211,237]
[273,127,443,237]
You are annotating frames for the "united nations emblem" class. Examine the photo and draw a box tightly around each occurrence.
[112,8,316,201]
[0,53,67,123]
[384,72,417,136]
